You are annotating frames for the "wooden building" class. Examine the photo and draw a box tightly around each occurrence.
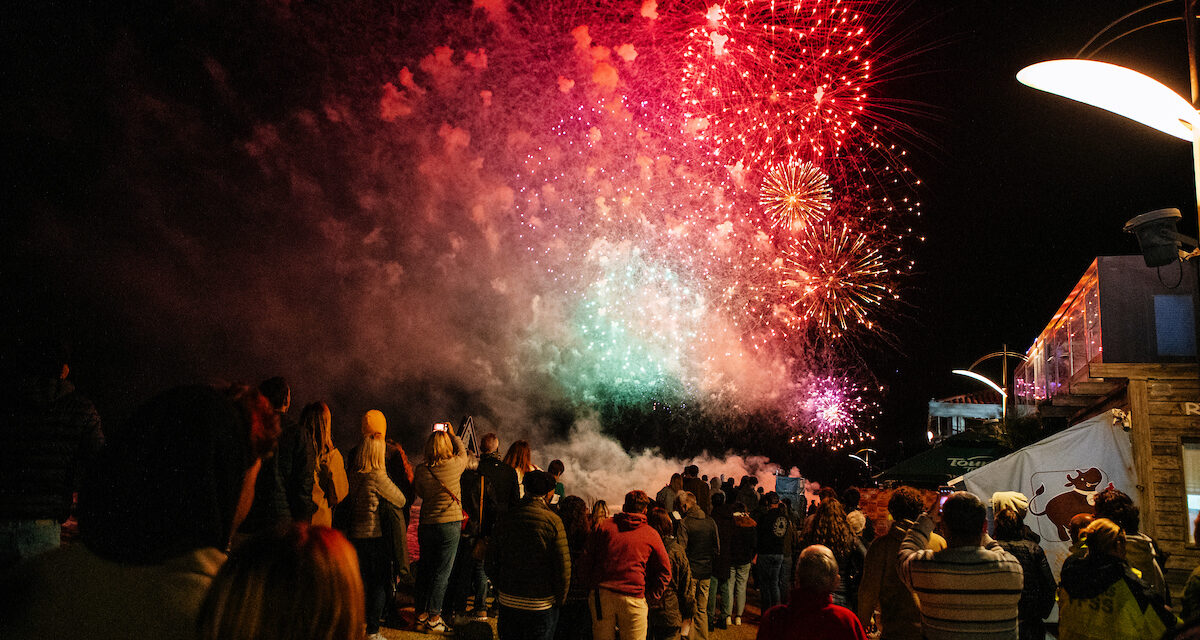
[1014,256,1200,597]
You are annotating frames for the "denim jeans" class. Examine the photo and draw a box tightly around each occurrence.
[498,605,559,640]
[757,554,784,611]
[0,519,60,573]
[351,537,391,634]
[417,521,462,616]
[779,554,792,604]
[707,576,718,619]
[729,562,751,617]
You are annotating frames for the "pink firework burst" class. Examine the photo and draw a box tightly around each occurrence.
[789,373,878,450]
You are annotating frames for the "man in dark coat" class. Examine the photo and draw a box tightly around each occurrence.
[647,507,695,640]
[0,338,103,571]
[676,491,719,640]
[681,465,711,515]
[238,376,314,534]
[486,470,570,640]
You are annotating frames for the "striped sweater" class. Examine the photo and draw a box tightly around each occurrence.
[897,513,1023,640]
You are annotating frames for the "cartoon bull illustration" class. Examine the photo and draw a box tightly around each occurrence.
[1029,467,1103,541]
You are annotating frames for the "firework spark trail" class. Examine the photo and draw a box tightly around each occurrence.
[788,372,880,450]
[372,0,922,444]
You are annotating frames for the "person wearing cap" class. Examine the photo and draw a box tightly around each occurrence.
[486,470,570,640]
[347,410,409,640]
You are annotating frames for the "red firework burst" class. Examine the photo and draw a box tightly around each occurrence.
[680,0,886,168]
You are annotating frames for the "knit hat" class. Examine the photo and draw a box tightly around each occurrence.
[846,509,866,536]
[992,491,1029,516]
[523,470,557,497]
[362,410,387,438]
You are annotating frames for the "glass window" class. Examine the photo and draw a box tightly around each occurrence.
[1155,295,1196,357]
[1184,440,1200,544]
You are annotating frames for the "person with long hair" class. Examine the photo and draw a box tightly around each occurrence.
[992,507,1055,640]
[1058,518,1177,640]
[346,410,408,640]
[592,500,610,528]
[502,440,536,497]
[301,402,348,528]
[197,523,365,640]
[799,498,866,611]
[555,495,595,640]
[412,426,469,634]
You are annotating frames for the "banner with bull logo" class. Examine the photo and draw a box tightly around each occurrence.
[955,411,1137,582]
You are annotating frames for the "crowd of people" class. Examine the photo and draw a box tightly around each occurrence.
[4,344,1200,640]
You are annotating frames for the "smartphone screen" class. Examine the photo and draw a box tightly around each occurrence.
[433,422,450,432]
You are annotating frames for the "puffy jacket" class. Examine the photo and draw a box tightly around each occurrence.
[486,495,570,603]
[677,505,720,579]
[346,468,407,539]
[412,432,468,524]
[996,538,1056,623]
[580,511,672,600]
[648,534,695,628]
[1,378,103,522]
[1058,552,1177,640]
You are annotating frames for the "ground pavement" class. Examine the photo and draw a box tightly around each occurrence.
[377,604,764,639]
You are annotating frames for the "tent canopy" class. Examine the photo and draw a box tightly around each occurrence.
[876,439,1009,487]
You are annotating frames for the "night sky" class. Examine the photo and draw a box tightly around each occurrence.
[3,0,1197,486]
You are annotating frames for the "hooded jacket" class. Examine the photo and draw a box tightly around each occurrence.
[580,511,672,600]
[1058,552,1177,640]
[677,504,720,579]
[648,534,695,629]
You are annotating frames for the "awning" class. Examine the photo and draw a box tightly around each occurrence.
[875,441,1009,487]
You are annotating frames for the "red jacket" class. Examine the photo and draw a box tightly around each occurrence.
[581,512,672,600]
[756,587,868,640]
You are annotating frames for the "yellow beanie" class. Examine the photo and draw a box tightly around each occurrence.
[362,410,387,439]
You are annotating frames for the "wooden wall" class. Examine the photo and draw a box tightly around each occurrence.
[1093,363,1200,600]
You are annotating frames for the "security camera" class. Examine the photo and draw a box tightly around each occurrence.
[1123,208,1184,267]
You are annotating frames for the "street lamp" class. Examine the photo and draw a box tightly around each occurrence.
[951,369,1007,418]
[1016,59,1200,229]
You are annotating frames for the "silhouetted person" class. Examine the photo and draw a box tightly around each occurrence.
[239,376,314,535]
[0,384,279,640]
[681,465,711,515]
[0,338,103,571]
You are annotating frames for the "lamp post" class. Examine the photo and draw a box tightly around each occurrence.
[952,347,1028,421]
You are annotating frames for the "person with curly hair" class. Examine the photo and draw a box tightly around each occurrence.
[1094,487,1169,605]
[857,486,945,640]
[800,498,866,612]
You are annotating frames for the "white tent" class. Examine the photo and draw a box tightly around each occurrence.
[953,410,1138,582]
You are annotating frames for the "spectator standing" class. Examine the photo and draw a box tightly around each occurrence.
[756,545,868,640]
[1066,513,1095,561]
[800,498,866,611]
[580,490,672,640]
[992,508,1055,640]
[346,410,408,640]
[647,507,695,640]
[720,501,756,627]
[1094,487,1170,605]
[592,500,611,528]
[478,433,520,516]
[756,492,793,611]
[0,337,103,571]
[556,496,595,640]
[240,377,315,535]
[841,487,875,545]
[0,384,278,640]
[1058,518,1177,640]
[503,440,537,498]
[413,427,469,634]
[676,490,719,640]
[857,486,946,640]
[549,459,566,504]
[736,477,759,513]
[681,466,712,515]
[301,402,348,528]
[657,474,682,514]
[708,493,732,629]
[197,523,364,640]
[897,491,1023,640]
[486,470,571,640]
